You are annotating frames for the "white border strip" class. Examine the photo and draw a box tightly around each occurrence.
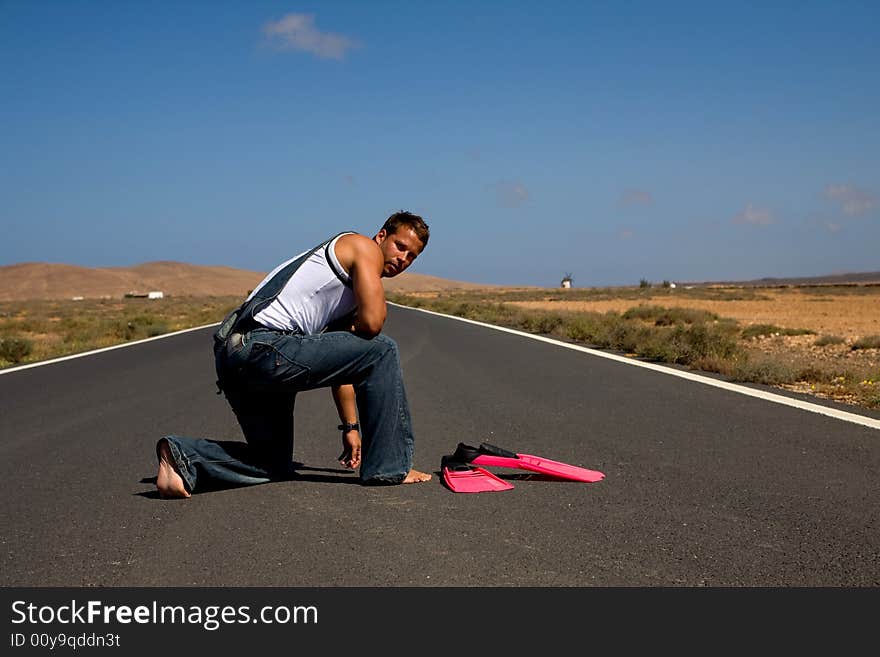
[0,323,220,375]
[390,302,880,431]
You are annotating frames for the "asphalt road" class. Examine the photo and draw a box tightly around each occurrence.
[1,305,878,586]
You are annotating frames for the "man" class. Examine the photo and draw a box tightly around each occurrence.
[155,211,432,498]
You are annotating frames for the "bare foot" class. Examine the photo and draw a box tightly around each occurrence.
[156,439,191,499]
[402,469,432,484]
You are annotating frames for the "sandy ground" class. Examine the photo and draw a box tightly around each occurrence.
[507,288,880,339]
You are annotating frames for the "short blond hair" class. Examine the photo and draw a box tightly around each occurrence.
[382,211,429,246]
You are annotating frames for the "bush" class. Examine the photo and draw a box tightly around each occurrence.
[601,322,643,353]
[564,316,604,343]
[644,323,741,364]
[0,335,33,363]
[623,305,719,326]
[519,312,564,334]
[852,335,880,350]
[814,335,845,347]
[114,315,169,340]
[795,364,832,383]
[741,324,815,339]
[731,357,798,386]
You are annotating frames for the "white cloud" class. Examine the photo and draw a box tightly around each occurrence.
[803,213,844,234]
[824,184,877,216]
[618,188,653,207]
[732,203,774,226]
[489,180,529,208]
[263,13,359,60]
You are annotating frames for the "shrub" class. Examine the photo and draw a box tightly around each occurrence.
[114,315,169,340]
[623,305,719,326]
[795,364,832,383]
[852,335,880,350]
[654,308,712,326]
[0,336,33,363]
[731,358,798,386]
[741,324,815,339]
[690,354,737,375]
[606,322,649,353]
[564,316,603,343]
[622,305,660,322]
[520,312,564,334]
[814,335,845,347]
[656,323,740,363]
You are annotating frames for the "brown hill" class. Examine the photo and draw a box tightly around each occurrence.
[383,271,498,293]
[0,261,494,301]
[0,262,265,301]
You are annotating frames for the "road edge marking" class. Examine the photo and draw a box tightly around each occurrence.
[0,323,220,375]
[390,302,880,431]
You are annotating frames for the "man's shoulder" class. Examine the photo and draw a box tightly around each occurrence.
[334,233,380,269]
[336,232,377,253]
[335,231,366,241]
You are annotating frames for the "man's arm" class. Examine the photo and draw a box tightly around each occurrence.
[327,235,385,469]
[335,234,386,338]
[332,384,361,469]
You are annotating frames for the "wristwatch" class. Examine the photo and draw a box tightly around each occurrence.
[338,422,360,432]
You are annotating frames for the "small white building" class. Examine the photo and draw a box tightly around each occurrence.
[148,291,164,299]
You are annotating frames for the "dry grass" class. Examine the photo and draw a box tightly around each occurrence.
[0,296,241,366]
[503,286,880,338]
[388,285,880,410]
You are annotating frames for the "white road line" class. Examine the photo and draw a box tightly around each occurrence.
[391,302,880,431]
[0,323,220,375]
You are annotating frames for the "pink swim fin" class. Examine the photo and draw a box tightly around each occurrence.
[451,442,605,483]
[441,455,514,493]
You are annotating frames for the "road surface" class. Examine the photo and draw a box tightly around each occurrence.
[1,305,878,586]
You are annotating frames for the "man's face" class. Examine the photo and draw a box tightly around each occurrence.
[374,227,425,278]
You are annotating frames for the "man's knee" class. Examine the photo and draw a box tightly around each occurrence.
[370,334,399,360]
[373,334,398,351]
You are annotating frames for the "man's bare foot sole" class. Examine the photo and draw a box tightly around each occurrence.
[402,469,432,484]
[156,440,191,499]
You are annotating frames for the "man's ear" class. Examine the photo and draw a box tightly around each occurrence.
[373,229,387,245]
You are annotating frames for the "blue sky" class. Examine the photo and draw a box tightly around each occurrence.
[2,1,878,286]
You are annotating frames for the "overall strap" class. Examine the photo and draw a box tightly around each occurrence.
[214,232,353,343]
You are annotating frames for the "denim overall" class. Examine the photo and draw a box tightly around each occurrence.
[160,233,415,491]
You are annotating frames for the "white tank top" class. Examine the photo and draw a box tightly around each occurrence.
[249,233,357,335]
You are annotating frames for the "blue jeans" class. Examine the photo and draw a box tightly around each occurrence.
[160,327,415,492]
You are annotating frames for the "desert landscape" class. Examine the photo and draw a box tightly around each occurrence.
[493,286,880,405]
[1,261,878,409]
[508,286,880,371]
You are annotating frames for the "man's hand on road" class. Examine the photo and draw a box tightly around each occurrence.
[339,429,362,469]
